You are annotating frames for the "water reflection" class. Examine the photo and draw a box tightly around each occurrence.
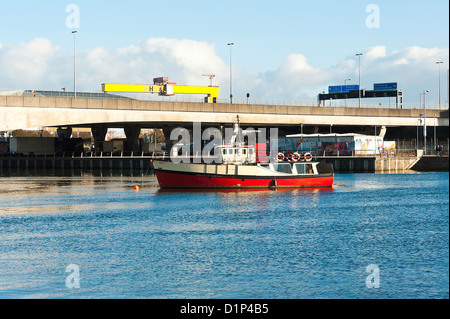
[0,168,149,178]
[0,172,160,217]
[156,187,334,194]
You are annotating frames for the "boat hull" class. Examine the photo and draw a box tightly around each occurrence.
[155,169,334,189]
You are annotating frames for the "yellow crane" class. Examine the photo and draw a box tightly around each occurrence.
[102,77,219,103]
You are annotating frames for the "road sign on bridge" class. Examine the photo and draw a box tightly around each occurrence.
[373,82,397,91]
[328,85,359,93]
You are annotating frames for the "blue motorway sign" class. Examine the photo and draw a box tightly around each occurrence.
[342,85,359,92]
[328,85,359,93]
[373,82,397,91]
[328,85,342,93]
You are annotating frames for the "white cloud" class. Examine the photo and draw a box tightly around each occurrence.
[393,58,409,65]
[77,38,229,93]
[364,46,387,62]
[248,53,331,101]
[355,46,449,105]
[0,38,448,106]
[0,37,228,93]
[0,38,61,89]
[280,54,314,73]
[247,45,449,105]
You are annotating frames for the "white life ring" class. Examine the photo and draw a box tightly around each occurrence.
[304,152,313,162]
[291,152,301,162]
[275,152,285,162]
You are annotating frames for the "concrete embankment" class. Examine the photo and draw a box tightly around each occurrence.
[0,155,152,171]
[317,156,420,173]
[318,154,448,173]
[409,156,449,172]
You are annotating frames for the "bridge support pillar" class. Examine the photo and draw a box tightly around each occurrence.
[124,125,141,152]
[162,126,178,155]
[57,127,72,139]
[91,126,108,152]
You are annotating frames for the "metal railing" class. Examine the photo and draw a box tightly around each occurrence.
[282,139,449,158]
[2,138,449,159]
[1,149,448,168]
[314,149,418,157]
[0,151,169,159]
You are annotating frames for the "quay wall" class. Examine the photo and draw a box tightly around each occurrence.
[409,156,449,171]
[1,155,441,173]
[317,156,419,173]
[0,155,152,171]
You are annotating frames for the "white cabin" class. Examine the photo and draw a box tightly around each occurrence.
[219,145,257,164]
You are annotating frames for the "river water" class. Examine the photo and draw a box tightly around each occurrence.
[0,170,448,299]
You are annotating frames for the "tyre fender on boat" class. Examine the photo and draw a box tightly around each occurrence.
[304,152,313,162]
[275,152,285,162]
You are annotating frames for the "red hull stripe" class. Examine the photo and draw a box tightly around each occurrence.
[155,170,334,189]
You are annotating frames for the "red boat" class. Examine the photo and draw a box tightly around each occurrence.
[153,146,334,189]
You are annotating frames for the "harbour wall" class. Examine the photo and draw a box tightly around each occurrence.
[408,156,449,172]
[317,156,419,173]
[1,155,445,173]
[0,155,152,171]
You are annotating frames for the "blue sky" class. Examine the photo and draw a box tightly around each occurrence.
[0,0,449,105]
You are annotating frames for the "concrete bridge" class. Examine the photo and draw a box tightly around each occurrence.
[1,95,448,148]
[1,95,448,128]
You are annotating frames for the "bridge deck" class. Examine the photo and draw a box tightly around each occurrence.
[1,96,448,131]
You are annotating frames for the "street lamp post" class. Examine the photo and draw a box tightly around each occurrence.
[447,68,449,108]
[423,90,429,153]
[436,61,443,109]
[300,123,303,152]
[227,43,234,104]
[434,113,437,153]
[374,126,377,155]
[344,78,351,107]
[72,30,78,98]
[356,53,363,108]
[417,114,423,152]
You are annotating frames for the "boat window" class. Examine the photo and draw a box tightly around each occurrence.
[306,164,313,174]
[228,149,233,155]
[249,148,254,154]
[223,149,227,155]
[242,149,247,155]
[273,163,292,174]
[294,163,306,174]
